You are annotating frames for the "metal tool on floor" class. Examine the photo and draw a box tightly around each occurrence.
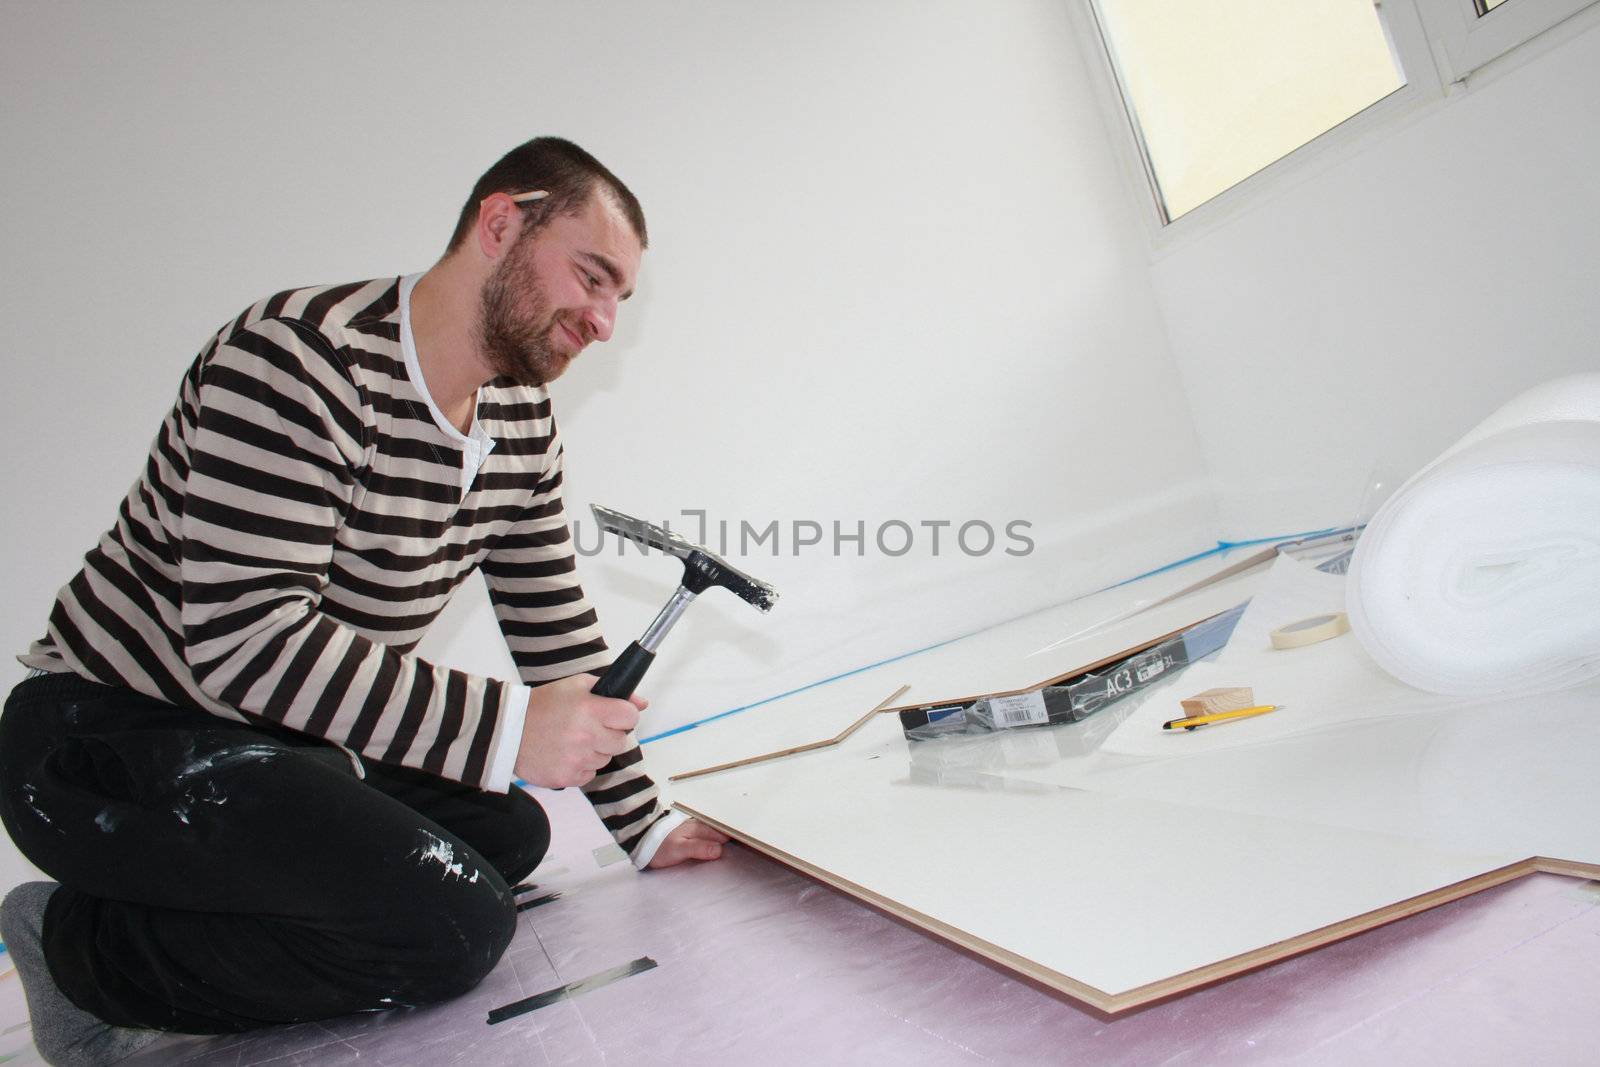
[589,505,779,700]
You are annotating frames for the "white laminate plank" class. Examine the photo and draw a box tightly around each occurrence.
[1012,683,1600,868]
[672,715,1521,999]
[656,547,1597,1008]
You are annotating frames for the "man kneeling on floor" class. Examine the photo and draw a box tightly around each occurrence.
[0,136,728,1066]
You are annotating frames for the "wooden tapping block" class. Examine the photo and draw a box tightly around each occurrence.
[1179,686,1255,719]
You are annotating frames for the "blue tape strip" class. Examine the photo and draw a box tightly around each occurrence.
[1103,527,1340,589]
[642,635,966,744]
[637,526,1339,745]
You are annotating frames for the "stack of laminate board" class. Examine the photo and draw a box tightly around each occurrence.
[644,553,1600,1012]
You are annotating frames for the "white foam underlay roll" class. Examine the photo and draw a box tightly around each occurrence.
[1347,373,1600,698]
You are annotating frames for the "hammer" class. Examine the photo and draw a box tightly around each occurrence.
[589,505,779,700]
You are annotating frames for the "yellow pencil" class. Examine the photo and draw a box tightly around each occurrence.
[1162,705,1280,731]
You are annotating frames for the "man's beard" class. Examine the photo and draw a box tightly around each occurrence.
[476,243,571,387]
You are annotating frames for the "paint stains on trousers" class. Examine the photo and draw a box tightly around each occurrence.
[0,673,549,1034]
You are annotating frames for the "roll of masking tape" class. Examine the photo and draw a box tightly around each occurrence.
[1270,612,1350,650]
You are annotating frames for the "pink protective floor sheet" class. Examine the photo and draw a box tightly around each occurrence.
[0,784,1595,1065]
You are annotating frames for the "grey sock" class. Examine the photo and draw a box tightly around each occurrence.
[0,882,162,1067]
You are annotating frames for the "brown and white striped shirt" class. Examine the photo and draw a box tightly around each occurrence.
[20,276,673,861]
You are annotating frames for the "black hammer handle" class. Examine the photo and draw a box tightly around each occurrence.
[591,641,655,700]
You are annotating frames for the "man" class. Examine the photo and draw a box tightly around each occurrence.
[0,137,728,1065]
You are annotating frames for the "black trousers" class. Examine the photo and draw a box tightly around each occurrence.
[0,673,544,1034]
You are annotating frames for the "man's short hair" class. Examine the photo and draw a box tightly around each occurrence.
[446,137,648,253]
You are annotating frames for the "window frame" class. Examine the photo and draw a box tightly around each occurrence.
[1072,0,1600,249]
[1429,0,1600,79]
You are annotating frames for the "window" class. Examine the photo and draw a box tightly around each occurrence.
[1090,0,1406,222]
[1084,0,1600,228]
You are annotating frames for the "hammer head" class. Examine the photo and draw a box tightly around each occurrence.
[591,504,779,612]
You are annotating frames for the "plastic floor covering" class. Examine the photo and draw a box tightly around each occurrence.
[0,783,1595,1065]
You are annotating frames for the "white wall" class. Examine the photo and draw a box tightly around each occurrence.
[1145,15,1600,535]
[1,1,1213,738]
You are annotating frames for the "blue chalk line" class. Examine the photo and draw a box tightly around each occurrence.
[638,525,1338,745]
[642,635,967,744]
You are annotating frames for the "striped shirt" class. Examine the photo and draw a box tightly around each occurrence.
[20,276,671,860]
